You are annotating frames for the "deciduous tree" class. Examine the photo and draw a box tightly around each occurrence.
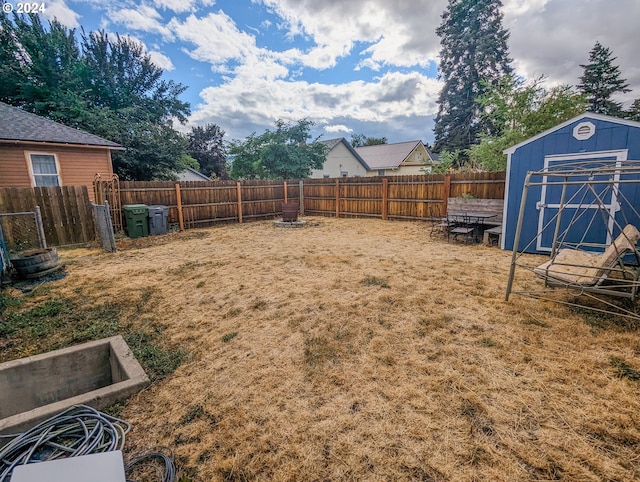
[230,119,327,179]
[469,75,586,171]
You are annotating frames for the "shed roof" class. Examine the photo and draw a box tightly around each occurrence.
[504,112,640,155]
[320,137,370,170]
[355,140,424,169]
[0,102,123,149]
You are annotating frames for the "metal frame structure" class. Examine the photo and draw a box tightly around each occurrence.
[505,160,640,321]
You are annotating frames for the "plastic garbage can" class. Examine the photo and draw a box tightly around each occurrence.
[147,205,169,235]
[122,204,149,238]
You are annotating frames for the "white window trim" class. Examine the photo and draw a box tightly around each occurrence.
[25,151,62,187]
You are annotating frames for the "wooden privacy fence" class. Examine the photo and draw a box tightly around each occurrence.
[107,172,505,230]
[0,186,96,248]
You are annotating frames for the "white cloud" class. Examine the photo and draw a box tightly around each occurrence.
[153,0,215,14]
[189,70,440,141]
[256,0,442,72]
[324,124,352,134]
[110,5,172,38]
[169,12,257,67]
[44,0,81,28]
[148,51,175,70]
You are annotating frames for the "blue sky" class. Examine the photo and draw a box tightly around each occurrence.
[31,0,640,145]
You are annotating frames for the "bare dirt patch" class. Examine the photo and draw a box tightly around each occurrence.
[3,217,640,481]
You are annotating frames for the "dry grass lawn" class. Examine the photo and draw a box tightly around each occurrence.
[4,216,640,481]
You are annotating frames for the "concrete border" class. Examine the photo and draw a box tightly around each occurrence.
[0,335,149,435]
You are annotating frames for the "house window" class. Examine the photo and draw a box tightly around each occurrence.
[341,171,348,177]
[29,153,61,187]
[378,169,386,176]
[323,174,330,178]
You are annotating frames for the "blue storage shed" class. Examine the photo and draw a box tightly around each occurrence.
[502,113,640,253]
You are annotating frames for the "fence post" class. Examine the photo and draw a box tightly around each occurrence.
[237,182,243,223]
[299,180,305,215]
[381,178,388,220]
[34,205,47,249]
[175,183,185,231]
[283,181,288,203]
[443,175,452,215]
[335,178,340,218]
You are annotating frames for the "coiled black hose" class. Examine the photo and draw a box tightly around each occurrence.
[125,449,176,482]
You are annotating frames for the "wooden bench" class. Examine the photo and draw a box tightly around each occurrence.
[446,198,504,245]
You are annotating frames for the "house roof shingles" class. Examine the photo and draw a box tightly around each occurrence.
[355,140,423,170]
[0,102,122,148]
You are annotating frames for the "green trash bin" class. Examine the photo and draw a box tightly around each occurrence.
[122,204,149,238]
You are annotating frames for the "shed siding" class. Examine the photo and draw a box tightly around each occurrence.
[505,116,640,253]
[0,144,113,201]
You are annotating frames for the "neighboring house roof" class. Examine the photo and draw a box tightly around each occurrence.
[177,167,212,181]
[320,137,370,170]
[503,112,640,155]
[426,147,440,162]
[355,140,427,170]
[0,101,123,149]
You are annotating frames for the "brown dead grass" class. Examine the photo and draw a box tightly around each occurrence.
[13,217,640,480]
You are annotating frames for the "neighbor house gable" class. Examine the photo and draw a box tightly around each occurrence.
[311,138,370,178]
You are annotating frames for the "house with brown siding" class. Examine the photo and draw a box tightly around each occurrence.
[0,102,123,201]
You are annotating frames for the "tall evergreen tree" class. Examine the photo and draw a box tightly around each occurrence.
[626,99,640,122]
[577,41,630,116]
[433,0,512,155]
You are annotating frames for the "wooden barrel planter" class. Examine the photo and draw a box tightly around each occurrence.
[10,248,60,279]
[282,202,299,222]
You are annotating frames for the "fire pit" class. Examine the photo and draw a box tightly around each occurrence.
[281,202,299,222]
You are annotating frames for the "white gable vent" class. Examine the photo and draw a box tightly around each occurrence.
[573,121,596,140]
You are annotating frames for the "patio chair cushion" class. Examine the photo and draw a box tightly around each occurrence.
[534,224,640,286]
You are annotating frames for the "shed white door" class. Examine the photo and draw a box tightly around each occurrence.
[536,150,627,252]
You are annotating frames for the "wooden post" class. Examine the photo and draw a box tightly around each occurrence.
[237,182,243,223]
[381,178,388,220]
[299,180,305,215]
[175,183,185,231]
[283,181,288,203]
[34,205,47,249]
[443,175,452,216]
[335,178,340,218]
